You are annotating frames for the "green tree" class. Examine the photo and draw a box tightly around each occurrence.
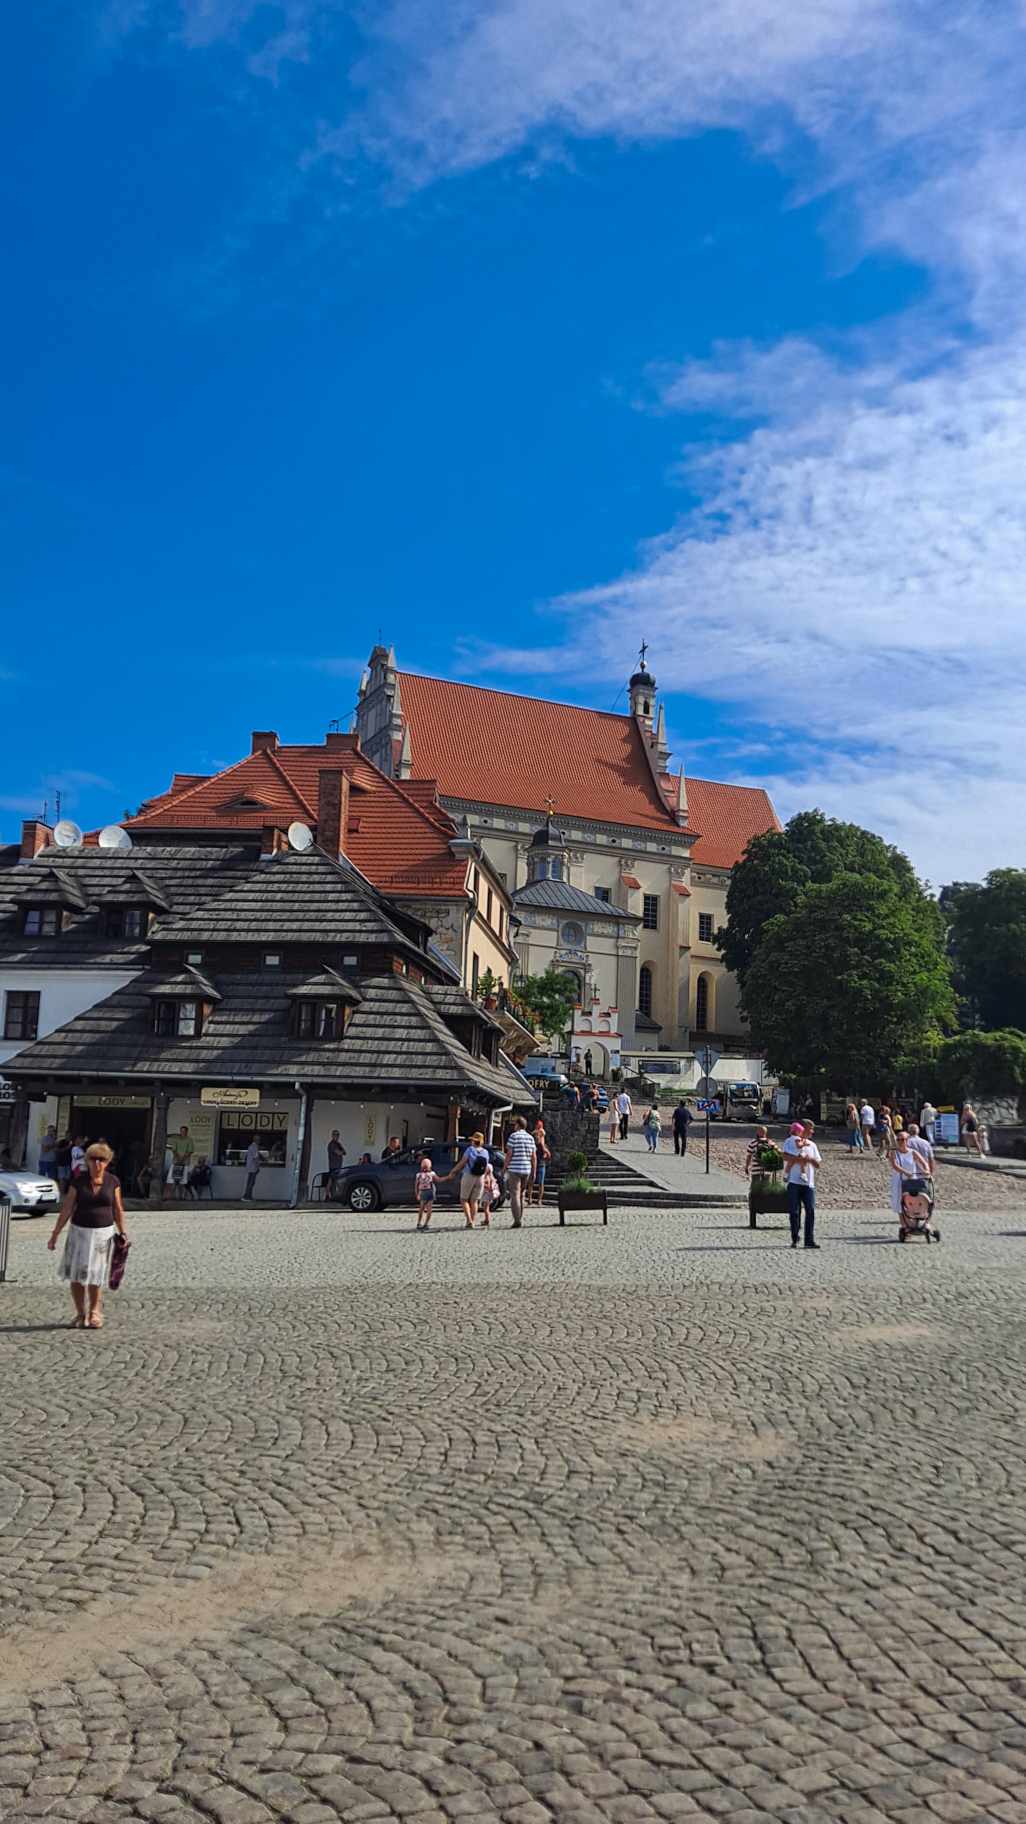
[743,873,955,1085]
[514,968,580,1047]
[924,1029,1026,1103]
[720,809,920,985]
[940,870,1026,1030]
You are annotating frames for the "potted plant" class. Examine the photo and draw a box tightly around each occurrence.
[748,1140,789,1228]
[557,1150,608,1226]
[477,967,500,1011]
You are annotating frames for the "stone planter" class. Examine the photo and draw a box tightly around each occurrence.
[748,1175,789,1229]
[557,1189,608,1227]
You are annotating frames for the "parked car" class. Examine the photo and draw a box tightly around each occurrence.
[0,1169,61,1217]
[594,1087,609,1112]
[329,1140,507,1213]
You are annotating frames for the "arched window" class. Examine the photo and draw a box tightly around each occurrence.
[695,973,709,1032]
[638,964,653,1017]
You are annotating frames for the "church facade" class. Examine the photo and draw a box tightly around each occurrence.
[354,645,780,1056]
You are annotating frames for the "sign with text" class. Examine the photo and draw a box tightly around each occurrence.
[0,1076,14,1105]
[221,1110,289,1132]
[74,1094,150,1110]
[934,1110,960,1145]
[201,1087,261,1108]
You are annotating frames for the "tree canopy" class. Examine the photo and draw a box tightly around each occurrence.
[742,871,954,1086]
[924,1029,1026,1103]
[514,967,580,1047]
[940,870,1026,1031]
[720,810,921,985]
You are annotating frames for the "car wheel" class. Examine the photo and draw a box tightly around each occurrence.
[347,1181,381,1213]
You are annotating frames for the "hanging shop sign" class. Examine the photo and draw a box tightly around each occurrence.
[0,1076,15,1105]
[201,1087,261,1108]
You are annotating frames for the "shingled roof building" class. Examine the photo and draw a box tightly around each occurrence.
[354,645,780,1061]
[120,732,519,1003]
[0,837,533,1192]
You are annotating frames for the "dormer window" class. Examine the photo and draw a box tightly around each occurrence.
[152,999,204,1038]
[105,906,150,940]
[292,1000,348,1041]
[23,906,61,937]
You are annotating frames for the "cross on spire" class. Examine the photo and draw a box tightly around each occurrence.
[638,639,649,668]
[544,795,556,816]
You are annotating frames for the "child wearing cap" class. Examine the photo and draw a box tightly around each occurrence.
[415,1157,439,1230]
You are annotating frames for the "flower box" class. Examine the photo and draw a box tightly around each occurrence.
[557,1189,609,1226]
[748,1172,789,1229]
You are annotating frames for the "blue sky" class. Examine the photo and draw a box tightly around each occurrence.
[4,2,1025,881]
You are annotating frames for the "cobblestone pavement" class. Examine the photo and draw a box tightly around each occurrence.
[3,1204,1026,1824]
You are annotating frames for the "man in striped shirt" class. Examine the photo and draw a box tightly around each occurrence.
[504,1118,537,1228]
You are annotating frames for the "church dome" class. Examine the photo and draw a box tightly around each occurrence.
[530,817,565,849]
[629,663,656,691]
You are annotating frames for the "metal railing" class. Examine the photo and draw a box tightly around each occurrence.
[0,1199,10,1283]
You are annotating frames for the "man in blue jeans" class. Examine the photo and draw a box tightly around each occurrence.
[783,1120,822,1249]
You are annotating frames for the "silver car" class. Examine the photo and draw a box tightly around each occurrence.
[0,1170,62,1216]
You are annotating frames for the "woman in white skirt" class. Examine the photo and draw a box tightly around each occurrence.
[47,1142,128,1329]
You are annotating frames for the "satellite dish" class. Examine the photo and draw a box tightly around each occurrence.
[287,821,314,852]
[53,820,84,850]
[98,824,133,852]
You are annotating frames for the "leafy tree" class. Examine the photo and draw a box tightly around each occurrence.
[924,1029,1026,1103]
[514,967,580,1047]
[720,809,921,985]
[743,872,955,1085]
[941,870,1026,1030]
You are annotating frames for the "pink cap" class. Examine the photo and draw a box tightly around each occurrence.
[789,1122,805,1135]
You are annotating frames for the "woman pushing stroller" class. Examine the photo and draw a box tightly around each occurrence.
[888,1130,941,1243]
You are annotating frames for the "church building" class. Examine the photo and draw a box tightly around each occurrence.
[354,645,779,1054]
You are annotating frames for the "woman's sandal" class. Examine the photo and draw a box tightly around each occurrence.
[87,1314,104,1329]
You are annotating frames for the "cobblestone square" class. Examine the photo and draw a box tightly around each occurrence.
[3,1193,1026,1824]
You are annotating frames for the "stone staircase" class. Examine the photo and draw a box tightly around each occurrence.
[544,1147,743,1210]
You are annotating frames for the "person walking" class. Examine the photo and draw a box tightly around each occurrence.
[165,1124,194,1201]
[477,1160,499,1227]
[961,1103,982,1154]
[859,1099,876,1153]
[55,1134,73,1195]
[905,1123,936,1204]
[671,1100,692,1156]
[888,1133,929,1216]
[503,1118,537,1228]
[326,1129,346,1188]
[47,1141,128,1329]
[606,1097,619,1144]
[642,1106,661,1152]
[414,1156,439,1230]
[445,1130,491,1227]
[919,1100,938,1143]
[530,1119,550,1204]
[242,1134,261,1201]
[745,1125,769,1175]
[38,1125,58,1180]
[615,1087,632,1140]
[878,1105,895,1154]
[71,1135,87,1178]
[782,1120,821,1250]
[845,1101,864,1153]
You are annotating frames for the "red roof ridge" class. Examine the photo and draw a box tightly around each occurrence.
[396,667,638,723]
[263,743,316,821]
[127,749,281,825]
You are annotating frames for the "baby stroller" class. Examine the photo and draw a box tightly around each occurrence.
[898,1176,940,1244]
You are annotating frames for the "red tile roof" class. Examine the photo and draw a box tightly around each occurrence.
[126,742,471,898]
[396,670,778,868]
[397,671,682,833]
[685,777,780,870]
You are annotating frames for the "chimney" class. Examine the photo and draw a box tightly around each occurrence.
[20,820,52,861]
[317,768,350,860]
[251,730,279,753]
[324,731,353,752]
[260,825,287,857]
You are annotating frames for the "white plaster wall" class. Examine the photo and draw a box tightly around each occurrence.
[307,1097,450,1184]
[0,968,139,1071]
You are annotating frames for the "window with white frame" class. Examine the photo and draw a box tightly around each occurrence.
[642,894,659,930]
[698,912,714,943]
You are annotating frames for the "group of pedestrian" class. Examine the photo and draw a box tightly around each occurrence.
[420,1116,545,1232]
[844,1097,985,1155]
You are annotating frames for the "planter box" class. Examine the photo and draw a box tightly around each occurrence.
[557,1189,608,1227]
[748,1178,790,1229]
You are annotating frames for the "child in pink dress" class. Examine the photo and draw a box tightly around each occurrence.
[415,1158,439,1230]
[477,1162,498,1227]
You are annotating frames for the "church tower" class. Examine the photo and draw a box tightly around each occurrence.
[629,643,671,773]
[354,645,408,777]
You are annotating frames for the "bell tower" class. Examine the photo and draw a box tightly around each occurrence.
[629,641,656,727]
